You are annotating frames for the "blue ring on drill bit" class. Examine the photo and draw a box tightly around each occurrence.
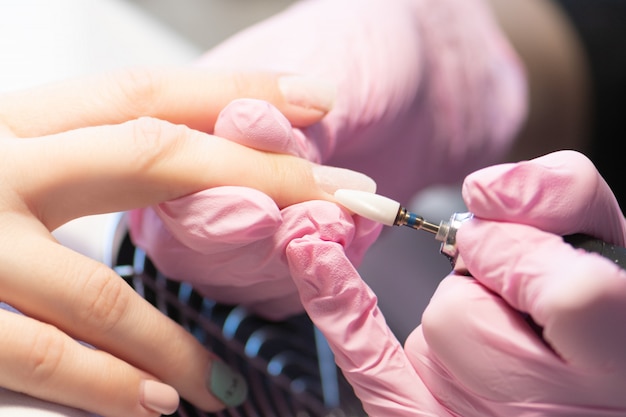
[406,212,421,228]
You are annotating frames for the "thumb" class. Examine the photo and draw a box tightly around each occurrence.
[286,237,445,416]
[457,219,626,372]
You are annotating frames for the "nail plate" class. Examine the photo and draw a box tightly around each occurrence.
[208,361,247,408]
[140,380,179,415]
[278,75,336,112]
[312,165,377,194]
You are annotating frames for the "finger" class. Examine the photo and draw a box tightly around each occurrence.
[457,219,626,370]
[0,68,335,138]
[0,308,177,417]
[7,118,376,230]
[462,150,626,245]
[0,223,247,412]
[214,98,320,160]
[286,237,445,416]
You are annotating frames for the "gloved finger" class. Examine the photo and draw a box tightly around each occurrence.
[0,229,246,412]
[9,118,377,230]
[286,237,446,416]
[457,219,626,372]
[134,200,377,321]
[462,150,626,245]
[0,308,177,417]
[406,273,626,414]
[0,68,335,138]
[144,187,381,261]
[214,98,319,159]
[150,187,282,253]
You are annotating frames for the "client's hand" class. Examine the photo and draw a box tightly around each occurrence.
[130,99,381,320]
[286,151,626,416]
[0,71,370,417]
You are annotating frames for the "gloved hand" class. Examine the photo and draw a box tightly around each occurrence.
[130,99,381,320]
[286,150,626,416]
[130,0,526,319]
[198,0,526,201]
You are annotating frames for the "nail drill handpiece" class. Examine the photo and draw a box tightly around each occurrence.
[334,189,626,269]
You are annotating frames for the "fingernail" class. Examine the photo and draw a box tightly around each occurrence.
[207,361,247,408]
[278,75,336,112]
[313,165,377,194]
[140,380,179,415]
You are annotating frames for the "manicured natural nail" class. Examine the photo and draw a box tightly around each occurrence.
[207,361,247,408]
[278,75,336,112]
[140,380,179,415]
[313,165,377,195]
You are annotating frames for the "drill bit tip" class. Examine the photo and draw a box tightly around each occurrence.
[334,189,400,226]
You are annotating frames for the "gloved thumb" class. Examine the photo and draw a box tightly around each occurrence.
[214,98,321,160]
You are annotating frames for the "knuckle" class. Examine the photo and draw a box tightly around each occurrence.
[76,264,131,333]
[111,67,163,117]
[19,325,66,387]
[129,116,189,170]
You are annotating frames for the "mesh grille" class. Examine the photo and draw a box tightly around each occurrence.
[113,232,366,417]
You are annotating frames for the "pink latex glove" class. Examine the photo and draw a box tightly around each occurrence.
[130,99,381,320]
[131,0,526,320]
[197,0,527,202]
[286,150,626,416]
